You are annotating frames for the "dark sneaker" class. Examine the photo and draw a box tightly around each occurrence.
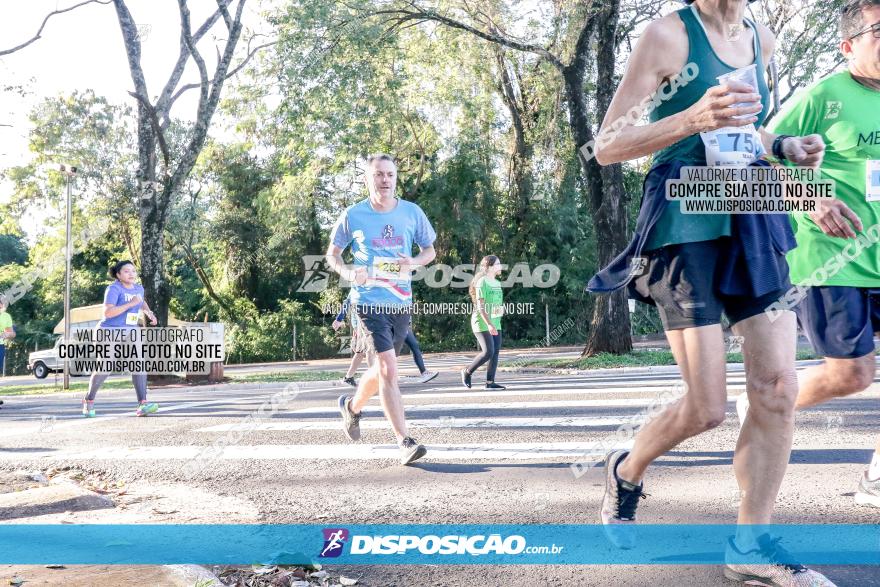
[460,369,471,389]
[855,472,880,508]
[485,382,505,389]
[342,377,356,387]
[338,395,361,441]
[600,450,645,549]
[399,437,427,465]
[725,534,836,586]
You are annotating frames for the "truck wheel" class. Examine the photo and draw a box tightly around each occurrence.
[33,362,49,379]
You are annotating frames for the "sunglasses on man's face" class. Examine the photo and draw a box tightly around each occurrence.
[850,21,880,40]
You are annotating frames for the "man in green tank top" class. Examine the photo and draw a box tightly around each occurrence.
[745,0,880,509]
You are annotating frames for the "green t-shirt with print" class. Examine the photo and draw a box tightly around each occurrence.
[471,276,504,332]
[0,312,12,346]
[771,71,880,287]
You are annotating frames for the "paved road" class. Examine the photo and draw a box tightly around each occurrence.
[1,355,878,586]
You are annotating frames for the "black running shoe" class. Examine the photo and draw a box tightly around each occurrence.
[338,395,361,441]
[342,377,356,387]
[460,369,471,389]
[485,382,505,389]
[725,534,836,586]
[399,437,427,465]
[600,450,646,549]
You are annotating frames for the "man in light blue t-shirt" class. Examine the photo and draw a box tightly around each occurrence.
[326,153,437,465]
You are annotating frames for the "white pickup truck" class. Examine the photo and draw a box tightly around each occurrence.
[27,337,84,379]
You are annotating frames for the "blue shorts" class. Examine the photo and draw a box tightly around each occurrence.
[795,286,880,359]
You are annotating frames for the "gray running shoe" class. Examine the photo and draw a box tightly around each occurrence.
[600,449,645,549]
[855,472,880,508]
[724,534,836,586]
[338,395,361,441]
[417,371,438,384]
[399,436,427,465]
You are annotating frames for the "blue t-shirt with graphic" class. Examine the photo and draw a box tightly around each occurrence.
[330,198,436,307]
[97,281,144,328]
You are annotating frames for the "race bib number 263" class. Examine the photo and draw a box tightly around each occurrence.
[372,256,404,281]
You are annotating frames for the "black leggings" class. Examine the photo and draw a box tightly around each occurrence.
[466,331,502,382]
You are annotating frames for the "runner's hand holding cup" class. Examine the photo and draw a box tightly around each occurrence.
[684,80,762,133]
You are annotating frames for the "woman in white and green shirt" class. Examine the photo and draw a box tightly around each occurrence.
[0,294,14,387]
[461,255,505,390]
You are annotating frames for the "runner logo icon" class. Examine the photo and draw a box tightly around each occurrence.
[824,101,842,120]
[297,255,332,293]
[320,528,349,558]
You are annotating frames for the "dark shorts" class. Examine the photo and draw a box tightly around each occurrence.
[795,286,880,359]
[630,239,789,331]
[354,306,412,355]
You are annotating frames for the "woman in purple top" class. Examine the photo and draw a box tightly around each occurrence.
[82,260,159,418]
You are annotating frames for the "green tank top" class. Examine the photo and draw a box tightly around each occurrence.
[643,5,772,251]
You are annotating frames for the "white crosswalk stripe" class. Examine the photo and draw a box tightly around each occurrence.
[196,415,645,432]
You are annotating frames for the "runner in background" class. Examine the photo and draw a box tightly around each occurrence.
[333,293,367,387]
[0,294,15,407]
[326,153,437,465]
[737,0,880,509]
[83,260,159,418]
[586,0,833,584]
[461,255,505,390]
[333,294,437,385]
[401,328,438,384]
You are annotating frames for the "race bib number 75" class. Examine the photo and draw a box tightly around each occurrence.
[700,124,765,167]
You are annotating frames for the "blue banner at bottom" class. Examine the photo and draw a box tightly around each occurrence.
[0,524,877,565]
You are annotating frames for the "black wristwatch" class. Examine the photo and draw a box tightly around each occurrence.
[772,135,792,162]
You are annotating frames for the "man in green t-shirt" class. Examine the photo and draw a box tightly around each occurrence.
[0,294,15,380]
[754,0,880,508]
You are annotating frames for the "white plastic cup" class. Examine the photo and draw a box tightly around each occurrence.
[717,64,760,119]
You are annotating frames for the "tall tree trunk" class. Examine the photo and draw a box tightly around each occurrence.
[495,49,534,259]
[563,0,631,356]
[140,182,171,326]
